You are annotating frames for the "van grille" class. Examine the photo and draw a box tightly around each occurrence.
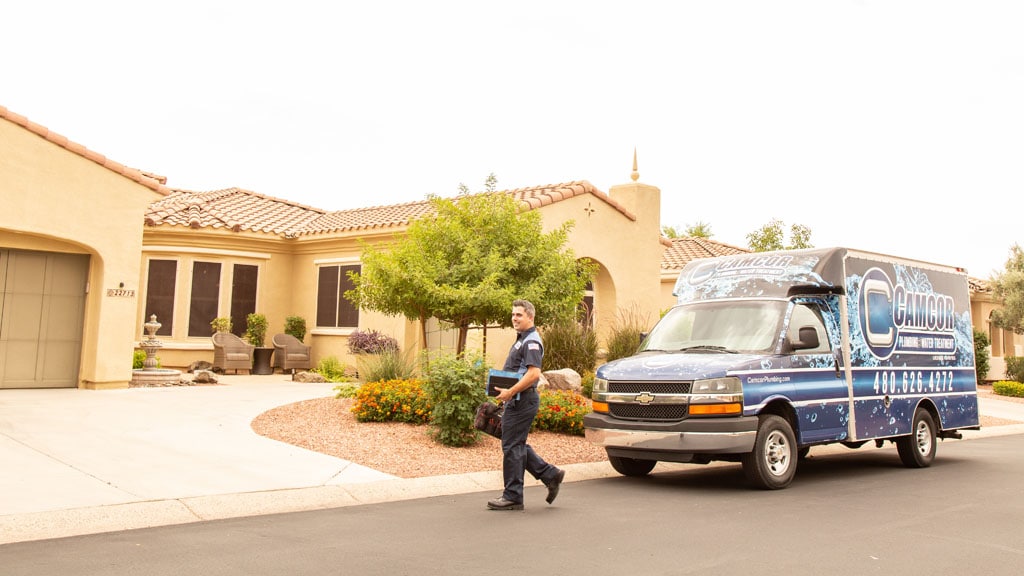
[609,404,689,420]
[608,381,692,394]
[605,380,693,421]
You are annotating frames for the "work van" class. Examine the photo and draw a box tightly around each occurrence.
[584,247,980,489]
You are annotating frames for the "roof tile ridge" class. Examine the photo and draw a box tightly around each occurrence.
[324,197,434,215]
[227,187,328,214]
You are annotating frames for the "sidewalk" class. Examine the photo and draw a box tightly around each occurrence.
[2,375,1023,544]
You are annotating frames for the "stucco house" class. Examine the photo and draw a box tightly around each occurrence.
[1,105,1017,389]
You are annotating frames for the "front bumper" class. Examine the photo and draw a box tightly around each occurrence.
[584,412,758,454]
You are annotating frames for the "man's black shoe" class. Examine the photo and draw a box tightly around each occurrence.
[487,497,524,511]
[545,468,566,504]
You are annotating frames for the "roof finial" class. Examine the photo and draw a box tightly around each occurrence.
[631,148,639,182]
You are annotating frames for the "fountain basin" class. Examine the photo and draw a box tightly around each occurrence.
[130,368,183,387]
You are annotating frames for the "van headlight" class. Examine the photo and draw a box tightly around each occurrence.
[691,377,742,394]
[689,377,743,416]
[593,377,609,394]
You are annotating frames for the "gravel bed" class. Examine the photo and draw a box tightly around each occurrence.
[251,397,607,478]
[251,387,1023,479]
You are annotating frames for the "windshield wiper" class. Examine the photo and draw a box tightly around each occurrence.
[678,345,738,354]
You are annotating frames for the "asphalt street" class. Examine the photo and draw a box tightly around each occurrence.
[2,433,1023,576]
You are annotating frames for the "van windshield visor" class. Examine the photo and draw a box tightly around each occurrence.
[640,300,787,354]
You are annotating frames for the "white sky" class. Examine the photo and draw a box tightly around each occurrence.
[4,1,1022,278]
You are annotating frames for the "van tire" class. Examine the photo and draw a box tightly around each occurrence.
[742,415,797,489]
[607,453,657,477]
[896,408,936,468]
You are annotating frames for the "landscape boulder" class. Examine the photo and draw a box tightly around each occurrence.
[292,370,327,383]
[189,360,214,373]
[540,368,581,394]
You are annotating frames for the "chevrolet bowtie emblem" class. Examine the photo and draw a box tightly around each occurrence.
[635,392,656,404]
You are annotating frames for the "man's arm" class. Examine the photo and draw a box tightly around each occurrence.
[496,365,541,402]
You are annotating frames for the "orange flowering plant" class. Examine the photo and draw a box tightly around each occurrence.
[533,390,591,436]
[351,378,432,424]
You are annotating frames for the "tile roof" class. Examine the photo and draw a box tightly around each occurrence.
[145,180,634,238]
[0,105,170,195]
[968,277,992,294]
[661,236,750,270]
[145,188,325,234]
[300,180,635,236]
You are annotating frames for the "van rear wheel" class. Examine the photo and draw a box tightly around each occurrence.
[896,407,936,468]
[607,452,657,477]
[742,414,798,489]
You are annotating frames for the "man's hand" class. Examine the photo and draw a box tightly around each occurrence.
[494,386,515,403]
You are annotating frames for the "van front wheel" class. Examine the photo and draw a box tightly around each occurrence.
[896,408,936,468]
[742,415,797,489]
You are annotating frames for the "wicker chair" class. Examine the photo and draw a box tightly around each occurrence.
[212,332,254,374]
[272,333,312,372]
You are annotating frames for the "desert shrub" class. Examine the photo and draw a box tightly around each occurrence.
[284,316,307,341]
[993,380,1024,398]
[542,320,597,375]
[357,347,418,383]
[422,350,488,447]
[350,378,431,423]
[348,329,399,355]
[580,370,595,398]
[533,390,591,436]
[1006,356,1024,383]
[605,305,651,362]
[333,382,360,399]
[132,349,160,369]
[314,356,355,383]
[974,328,990,381]
[210,317,232,334]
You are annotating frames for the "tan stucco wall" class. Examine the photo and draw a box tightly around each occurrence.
[141,228,297,368]
[1,118,161,388]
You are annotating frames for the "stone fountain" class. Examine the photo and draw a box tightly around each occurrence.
[130,315,183,387]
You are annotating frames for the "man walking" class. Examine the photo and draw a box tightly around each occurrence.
[488,299,565,511]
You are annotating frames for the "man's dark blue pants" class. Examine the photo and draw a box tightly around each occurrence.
[500,389,558,503]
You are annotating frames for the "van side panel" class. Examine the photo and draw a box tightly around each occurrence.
[843,254,980,439]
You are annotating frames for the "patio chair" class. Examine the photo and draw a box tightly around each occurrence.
[272,333,312,372]
[212,332,254,374]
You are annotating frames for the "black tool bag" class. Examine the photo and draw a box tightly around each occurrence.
[474,401,504,439]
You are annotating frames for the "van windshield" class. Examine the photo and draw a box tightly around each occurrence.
[640,300,787,354]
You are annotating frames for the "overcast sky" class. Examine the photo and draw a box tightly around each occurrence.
[4,1,1021,278]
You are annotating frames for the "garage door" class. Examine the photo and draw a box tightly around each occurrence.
[0,249,89,388]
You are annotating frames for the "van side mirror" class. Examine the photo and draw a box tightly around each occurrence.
[791,326,820,351]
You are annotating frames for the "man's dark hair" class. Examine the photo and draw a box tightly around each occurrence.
[513,299,535,319]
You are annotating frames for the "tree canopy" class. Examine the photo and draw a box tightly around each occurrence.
[746,219,813,252]
[662,221,713,239]
[990,243,1024,335]
[346,189,596,353]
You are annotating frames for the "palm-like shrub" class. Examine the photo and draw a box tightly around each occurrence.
[542,320,597,375]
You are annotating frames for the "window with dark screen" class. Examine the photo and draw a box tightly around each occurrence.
[188,262,221,337]
[144,259,176,336]
[230,264,258,337]
[316,264,360,328]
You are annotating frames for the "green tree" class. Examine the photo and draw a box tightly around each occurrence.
[662,221,712,239]
[973,328,991,381]
[746,219,814,252]
[347,184,596,353]
[990,243,1024,334]
[685,221,713,238]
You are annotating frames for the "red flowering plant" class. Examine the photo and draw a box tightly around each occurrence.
[532,390,591,436]
[351,378,432,424]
